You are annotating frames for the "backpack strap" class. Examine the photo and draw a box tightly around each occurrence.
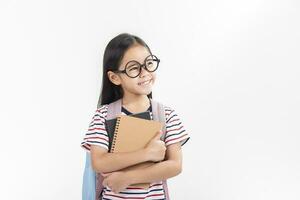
[150,98,170,200]
[150,99,166,140]
[107,98,122,119]
[95,98,122,200]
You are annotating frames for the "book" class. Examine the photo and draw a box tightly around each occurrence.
[105,111,151,152]
[110,114,163,189]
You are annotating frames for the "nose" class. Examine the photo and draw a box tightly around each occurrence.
[139,65,150,77]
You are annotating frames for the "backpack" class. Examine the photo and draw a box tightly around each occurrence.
[82,98,170,200]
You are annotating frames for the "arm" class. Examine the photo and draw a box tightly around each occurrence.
[125,142,182,184]
[90,145,149,173]
[90,130,166,173]
[101,143,182,193]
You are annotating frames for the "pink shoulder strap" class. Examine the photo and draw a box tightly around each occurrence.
[107,98,122,119]
[95,99,122,199]
[150,98,170,200]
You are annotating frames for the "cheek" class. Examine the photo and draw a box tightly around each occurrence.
[123,78,139,88]
[151,74,156,82]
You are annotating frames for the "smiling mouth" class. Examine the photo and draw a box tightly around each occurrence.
[138,79,152,86]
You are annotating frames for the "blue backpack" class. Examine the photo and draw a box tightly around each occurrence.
[82,98,170,200]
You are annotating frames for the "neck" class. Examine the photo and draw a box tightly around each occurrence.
[121,93,150,113]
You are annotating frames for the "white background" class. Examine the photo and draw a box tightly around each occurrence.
[0,0,299,199]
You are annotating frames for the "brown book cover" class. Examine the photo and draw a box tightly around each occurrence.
[106,111,151,152]
[111,114,163,189]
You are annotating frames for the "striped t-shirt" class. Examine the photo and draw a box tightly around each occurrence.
[81,103,190,200]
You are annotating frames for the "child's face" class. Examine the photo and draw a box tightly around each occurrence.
[109,44,157,97]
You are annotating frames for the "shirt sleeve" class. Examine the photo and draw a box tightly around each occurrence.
[164,106,190,147]
[80,105,109,152]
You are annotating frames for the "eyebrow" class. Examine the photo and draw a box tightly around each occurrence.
[126,62,137,68]
[124,55,152,64]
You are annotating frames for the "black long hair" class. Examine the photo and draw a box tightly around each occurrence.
[97,33,153,108]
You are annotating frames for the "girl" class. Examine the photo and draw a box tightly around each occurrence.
[81,33,190,199]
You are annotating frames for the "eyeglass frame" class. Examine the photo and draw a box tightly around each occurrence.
[113,54,160,78]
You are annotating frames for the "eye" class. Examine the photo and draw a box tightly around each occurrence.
[129,67,139,71]
[146,60,154,66]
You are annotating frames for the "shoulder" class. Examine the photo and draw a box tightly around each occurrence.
[92,104,109,120]
[158,103,190,146]
[153,100,178,121]
[164,105,180,123]
[151,100,174,112]
[96,104,109,113]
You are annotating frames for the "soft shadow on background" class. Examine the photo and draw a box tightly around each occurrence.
[0,0,299,199]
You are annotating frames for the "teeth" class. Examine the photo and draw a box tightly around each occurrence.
[139,80,151,85]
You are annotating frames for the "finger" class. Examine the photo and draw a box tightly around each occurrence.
[102,179,107,187]
[102,172,112,177]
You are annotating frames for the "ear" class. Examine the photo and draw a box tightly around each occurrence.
[107,70,122,86]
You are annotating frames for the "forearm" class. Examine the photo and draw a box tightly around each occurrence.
[125,160,182,184]
[92,149,149,173]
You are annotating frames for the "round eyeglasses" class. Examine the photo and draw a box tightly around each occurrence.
[114,54,160,78]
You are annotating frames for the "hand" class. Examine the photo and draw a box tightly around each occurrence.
[102,171,130,194]
[144,130,166,162]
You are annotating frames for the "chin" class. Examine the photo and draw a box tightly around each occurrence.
[141,90,152,95]
[134,89,152,96]
[145,90,152,95]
